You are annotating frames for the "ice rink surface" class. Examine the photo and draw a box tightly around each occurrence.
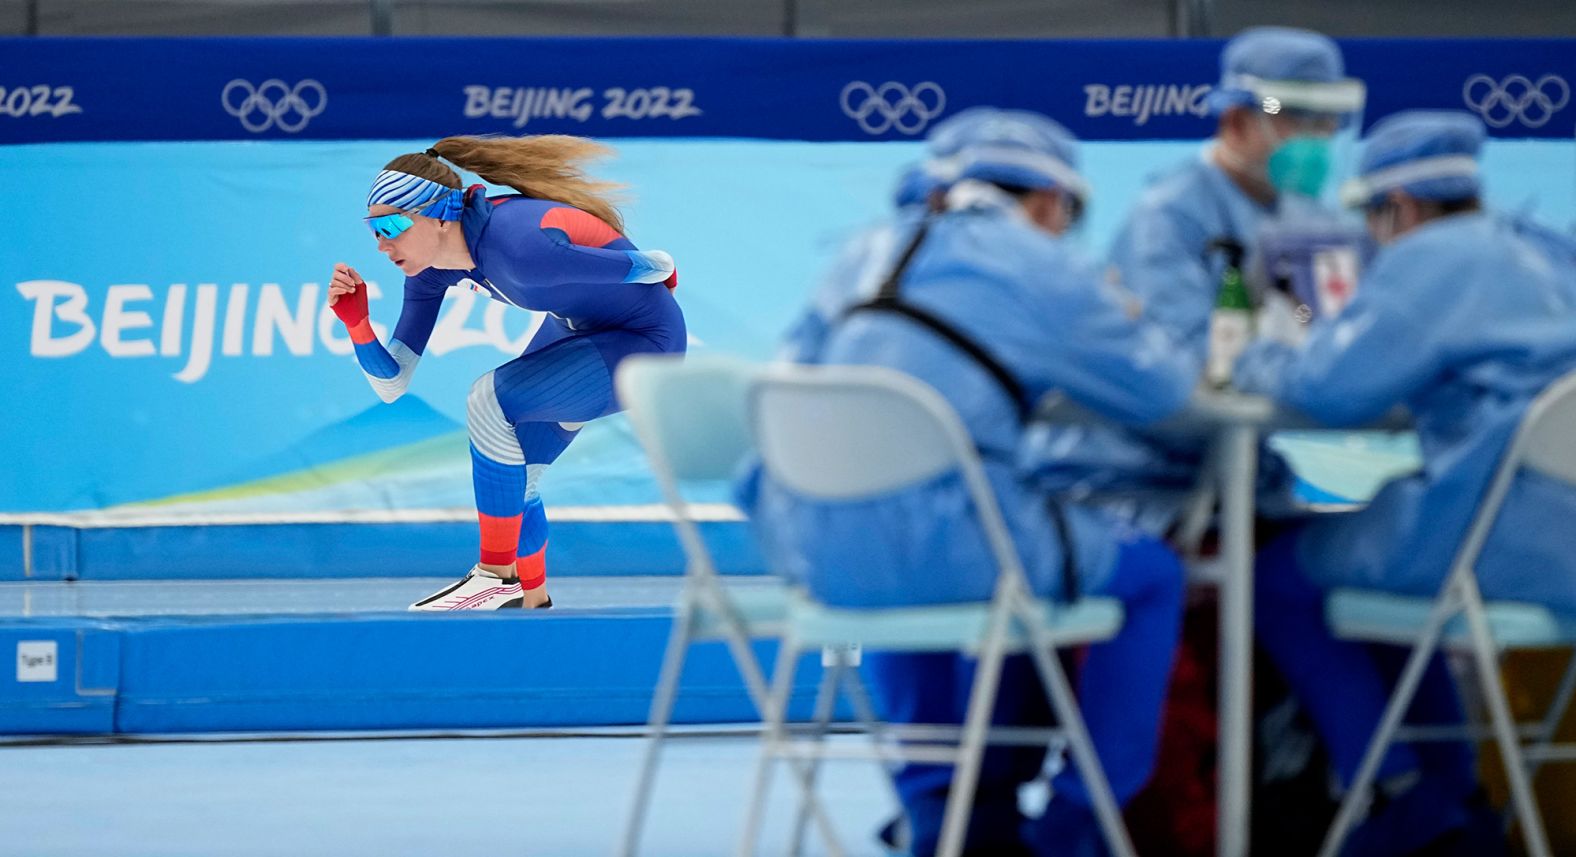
[0,730,897,857]
[0,576,778,618]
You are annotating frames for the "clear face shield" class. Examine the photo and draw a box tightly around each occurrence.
[1237,79,1372,334]
[1337,155,1484,245]
[1037,154,1091,239]
[1055,186,1088,239]
[1237,75,1367,206]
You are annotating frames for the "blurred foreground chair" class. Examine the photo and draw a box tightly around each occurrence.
[615,354,880,857]
[615,353,788,856]
[738,364,1137,857]
[1320,368,1576,857]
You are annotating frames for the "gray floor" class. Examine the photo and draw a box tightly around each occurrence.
[0,730,897,857]
[0,576,779,618]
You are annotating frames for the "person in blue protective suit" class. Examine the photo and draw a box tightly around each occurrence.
[1235,110,1576,855]
[739,109,1195,857]
[327,135,684,611]
[1106,26,1366,364]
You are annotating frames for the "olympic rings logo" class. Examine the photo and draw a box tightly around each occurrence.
[839,81,946,135]
[221,79,328,133]
[1462,74,1569,129]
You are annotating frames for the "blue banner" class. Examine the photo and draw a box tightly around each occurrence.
[0,37,1573,144]
[6,136,1572,519]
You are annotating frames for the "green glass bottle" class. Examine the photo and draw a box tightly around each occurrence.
[1207,253,1254,389]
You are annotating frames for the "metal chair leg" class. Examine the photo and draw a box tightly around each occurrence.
[1317,585,1460,857]
[1175,448,1220,560]
[1022,603,1137,857]
[738,638,803,857]
[1460,579,1554,857]
[933,595,1015,857]
[1525,647,1576,782]
[619,609,696,857]
[704,585,776,713]
[843,665,907,788]
[788,656,844,857]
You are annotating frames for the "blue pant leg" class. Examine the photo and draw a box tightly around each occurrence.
[1046,532,1185,808]
[1366,644,1477,799]
[866,651,1051,857]
[1254,531,1421,787]
[1257,531,1490,855]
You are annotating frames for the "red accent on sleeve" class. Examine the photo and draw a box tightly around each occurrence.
[347,317,377,345]
[540,206,624,248]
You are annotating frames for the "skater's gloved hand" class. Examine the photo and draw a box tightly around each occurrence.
[328,263,369,327]
[663,268,678,291]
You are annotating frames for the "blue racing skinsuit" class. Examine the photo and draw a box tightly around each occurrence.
[348,189,685,575]
[739,182,1196,855]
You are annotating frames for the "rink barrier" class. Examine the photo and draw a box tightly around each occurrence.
[0,608,838,734]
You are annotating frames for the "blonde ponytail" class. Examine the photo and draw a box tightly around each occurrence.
[429,134,626,234]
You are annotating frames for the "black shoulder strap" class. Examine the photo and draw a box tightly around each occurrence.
[874,219,934,301]
[844,217,1077,599]
[845,220,1034,425]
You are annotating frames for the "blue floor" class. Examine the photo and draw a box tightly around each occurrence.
[0,730,897,857]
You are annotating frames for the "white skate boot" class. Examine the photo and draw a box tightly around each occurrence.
[408,565,524,611]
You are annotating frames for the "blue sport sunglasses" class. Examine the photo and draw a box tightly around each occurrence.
[366,211,414,240]
[365,197,442,240]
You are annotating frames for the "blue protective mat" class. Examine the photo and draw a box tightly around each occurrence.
[0,578,829,735]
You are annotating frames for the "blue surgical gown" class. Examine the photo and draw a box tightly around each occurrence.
[1235,211,1576,612]
[739,189,1199,608]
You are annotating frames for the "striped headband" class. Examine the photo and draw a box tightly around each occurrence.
[366,169,466,221]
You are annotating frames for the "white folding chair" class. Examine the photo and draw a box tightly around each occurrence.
[615,353,791,856]
[1318,368,1576,857]
[615,354,883,857]
[738,364,1138,857]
